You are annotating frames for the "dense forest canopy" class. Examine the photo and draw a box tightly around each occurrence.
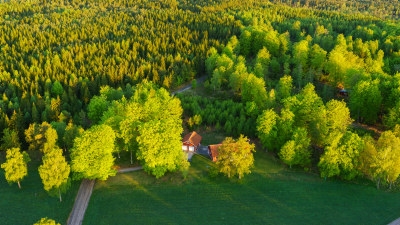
[0,0,399,188]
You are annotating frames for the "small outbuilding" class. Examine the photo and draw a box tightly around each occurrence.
[208,144,221,162]
[182,131,202,153]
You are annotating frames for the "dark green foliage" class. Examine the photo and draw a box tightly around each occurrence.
[178,94,257,138]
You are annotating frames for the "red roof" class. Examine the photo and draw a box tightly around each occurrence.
[208,144,221,158]
[182,131,202,147]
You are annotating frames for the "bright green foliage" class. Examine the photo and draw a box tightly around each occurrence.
[33,217,60,225]
[216,135,255,179]
[284,83,323,128]
[325,43,363,86]
[253,47,271,79]
[101,98,130,159]
[349,79,382,124]
[131,82,188,178]
[384,100,400,129]
[279,127,311,168]
[0,128,20,151]
[70,125,116,181]
[310,44,327,76]
[39,148,70,202]
[276,75,293,101]
[239,30,252,57]
[1,148,30,189]
[256,109,278,151]
[292,40,310,88]
[188,114,202,128]
[87,95,109,125]
[314,100,353,146]
[318,131,364,180]
[241,73,269,109]
[371,131,400,189]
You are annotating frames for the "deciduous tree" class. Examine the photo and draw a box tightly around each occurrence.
[70,125,116,181]
[39,148,70,202]
[1,148,30,189]
[33,217,60,225]
[216,135,255,179]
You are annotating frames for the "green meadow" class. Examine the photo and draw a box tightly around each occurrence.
[0,157,80,225]
[84,151,400,225]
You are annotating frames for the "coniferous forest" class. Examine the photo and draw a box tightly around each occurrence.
[1,0,400,212]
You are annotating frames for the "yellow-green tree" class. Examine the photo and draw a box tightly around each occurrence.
[127,81,189,178]
[39,148,70,202]
[1,148,30,189]
[216,135,255,179]
[33,217,60,225]
[70,125,116,181]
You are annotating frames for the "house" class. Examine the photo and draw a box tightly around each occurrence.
[208,144,221,162]
[182,131,202,153]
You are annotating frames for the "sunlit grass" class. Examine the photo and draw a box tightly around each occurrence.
[84,151,400,225]
[0,156,80,225]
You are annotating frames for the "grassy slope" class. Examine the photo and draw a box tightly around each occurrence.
[84,149,400,225]
[0,157,80,225]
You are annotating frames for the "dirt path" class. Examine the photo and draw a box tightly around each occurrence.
[388,218,400,225]
[65,77,204,225]
[66,179,95,225]
[171,75,207,95]
[66,167,143,225]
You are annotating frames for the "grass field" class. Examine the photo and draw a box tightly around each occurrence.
[0,157,80,225]
[84,150,400,225]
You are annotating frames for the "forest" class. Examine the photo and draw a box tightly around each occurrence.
[0,0,400,208]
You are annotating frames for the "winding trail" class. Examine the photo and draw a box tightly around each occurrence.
[66,167,143,225]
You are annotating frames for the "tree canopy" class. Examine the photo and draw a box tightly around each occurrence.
[70,124,116,181]
[216,135,255,179]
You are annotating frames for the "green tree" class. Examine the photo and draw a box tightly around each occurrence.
[70,125,116,181]
[254,47,271,80]
[276,75,293,101]
[370,131,400,189]
[1,148,30,189]
[256,109,278,151]
[51,81,64,97]
[318,131,364,180]
[63,121,84,151]
[384,100,400,129]
[279,127,311,168]
[1,128,20,151]
[39,148,70,202]
[25,122,58,153]
[313,100,353,146]
[241,73,269,109]
[87,95,109,125]
[349,79,382,124]
[216,135,255,179]
[132,82,189,178]
[33,217,60,225]
[292,40,309,89]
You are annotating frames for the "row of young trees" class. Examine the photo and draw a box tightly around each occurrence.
[178,94,257,137]
[1,81,187,202]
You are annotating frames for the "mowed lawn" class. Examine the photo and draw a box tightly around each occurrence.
[84,151,400,225]
[0,158,80,225]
